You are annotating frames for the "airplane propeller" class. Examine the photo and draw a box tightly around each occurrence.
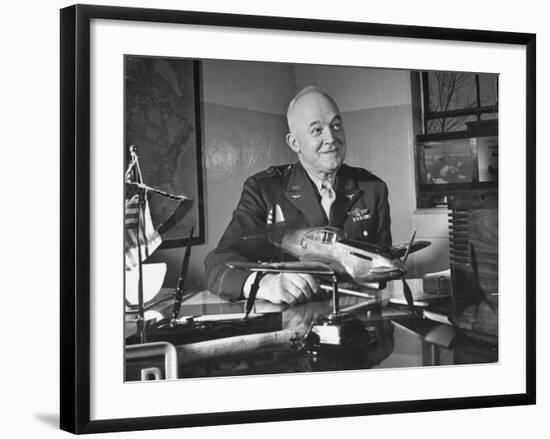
[400,230,418,314]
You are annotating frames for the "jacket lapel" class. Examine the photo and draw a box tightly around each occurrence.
[331,167,364,226]
[284,163,326,226]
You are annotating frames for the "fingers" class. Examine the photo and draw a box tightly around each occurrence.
[257,274,299,304]
[297,274,320,295]
[271,275,307,305]
[257,273,321,305]
[283,273,320,304]
[283,283,305,304]
[288,276,312,301]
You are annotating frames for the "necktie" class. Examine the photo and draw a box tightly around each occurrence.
[320,179,335,222]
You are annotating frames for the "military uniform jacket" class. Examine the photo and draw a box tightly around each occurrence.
[204,161,392,300]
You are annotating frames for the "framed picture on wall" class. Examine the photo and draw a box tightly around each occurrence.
[124,56,204,249]
[60,4,536,434]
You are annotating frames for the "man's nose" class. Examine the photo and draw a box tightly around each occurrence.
[323,126,335,143]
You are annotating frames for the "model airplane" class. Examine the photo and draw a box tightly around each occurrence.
[227,226,430,315]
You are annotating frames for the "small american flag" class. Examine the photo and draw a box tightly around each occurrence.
[124,190,162,270]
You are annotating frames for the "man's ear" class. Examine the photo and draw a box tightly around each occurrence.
[286,133,300,154]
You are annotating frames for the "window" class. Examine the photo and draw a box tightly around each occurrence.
[313,229,337,244]
[422,72,498,134]
[414,71,499,208]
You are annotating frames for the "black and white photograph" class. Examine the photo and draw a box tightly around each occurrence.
[46,1,540,436]
[123,57,500,381]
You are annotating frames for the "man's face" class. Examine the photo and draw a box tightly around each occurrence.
[287,93,346,177]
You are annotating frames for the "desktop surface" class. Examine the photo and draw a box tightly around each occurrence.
[125,288,498,380]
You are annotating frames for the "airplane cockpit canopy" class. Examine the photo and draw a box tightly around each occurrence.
[305,228,344,245]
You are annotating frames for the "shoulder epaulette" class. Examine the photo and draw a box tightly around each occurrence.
[258,163,293,178]
[343,164,381,182]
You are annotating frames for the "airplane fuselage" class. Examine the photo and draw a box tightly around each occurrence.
[277,227,406,286]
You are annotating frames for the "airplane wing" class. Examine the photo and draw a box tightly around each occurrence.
[389,241,431,259]
[226,261,335,276]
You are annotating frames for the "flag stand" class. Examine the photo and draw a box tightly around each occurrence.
[127,146,148,343]
[135,189,147,343]
[125,145,189,344]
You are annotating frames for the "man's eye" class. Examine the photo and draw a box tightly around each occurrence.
[311,127,322,136]
[332,122,341,131]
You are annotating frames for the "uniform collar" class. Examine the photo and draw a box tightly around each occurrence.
[284,162,363,226]
[284,162,326,226]
[302,167,337,194]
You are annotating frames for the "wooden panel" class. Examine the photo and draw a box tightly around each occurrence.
[449,209,498,295]
[448,193,498,343]
[469,210,498,294]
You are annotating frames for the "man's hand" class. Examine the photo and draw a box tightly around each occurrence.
[253,273,320,305]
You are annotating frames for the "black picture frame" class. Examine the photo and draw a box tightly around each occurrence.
[60,4,536,434]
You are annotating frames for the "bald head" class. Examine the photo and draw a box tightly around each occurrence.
[285,86,346,180]
[286,86,340,133]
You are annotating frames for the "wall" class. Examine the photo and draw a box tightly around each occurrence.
[147,60,297,288]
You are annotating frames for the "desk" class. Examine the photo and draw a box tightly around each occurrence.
[125,288,497,380]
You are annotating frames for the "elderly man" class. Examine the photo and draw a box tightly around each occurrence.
[204,86,392,304]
